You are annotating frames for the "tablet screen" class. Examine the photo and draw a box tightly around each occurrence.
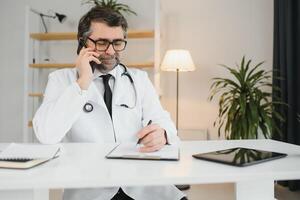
[192,147,287,167]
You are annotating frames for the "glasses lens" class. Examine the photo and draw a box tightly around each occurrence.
[95,40,110,51]
[93,39,127,52]
[112,40,127,51]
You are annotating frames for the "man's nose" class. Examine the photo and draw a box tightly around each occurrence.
[105,44,116,55]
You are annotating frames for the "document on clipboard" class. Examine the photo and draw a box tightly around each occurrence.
[106,143,180,161]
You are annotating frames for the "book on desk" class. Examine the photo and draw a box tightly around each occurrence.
[0,143,61,169]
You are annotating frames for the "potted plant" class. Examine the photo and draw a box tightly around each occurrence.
[82,0,137,16]
[209,56,285,139]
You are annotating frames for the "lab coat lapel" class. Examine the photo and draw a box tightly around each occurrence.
[112,65,135,107]
[112,66,124,107]
[73,67,107,109]
[88,81,107,109]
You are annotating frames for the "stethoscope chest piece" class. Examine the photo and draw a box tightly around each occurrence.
[83,102,93,113]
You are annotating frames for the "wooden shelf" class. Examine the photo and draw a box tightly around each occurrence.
[127,30,154,38]
[30,30,154,41]
[129,62,154,68]
[29,93,43,97]
[29,62,154,69]
[29,63,74,68]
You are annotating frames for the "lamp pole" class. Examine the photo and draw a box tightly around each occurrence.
[161,49,195,191]
[176,68,179,130]
[175,67,191,191]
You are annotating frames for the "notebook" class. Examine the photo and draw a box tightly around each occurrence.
[106,143,180,161]
[0,143,61,169]
[192,147,287,167]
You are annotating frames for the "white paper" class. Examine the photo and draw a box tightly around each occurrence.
[107,143,179,160]
[0,143,61,159]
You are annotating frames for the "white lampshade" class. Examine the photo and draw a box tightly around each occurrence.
[161,49,195,72]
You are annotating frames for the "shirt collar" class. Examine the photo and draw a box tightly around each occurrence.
[93,64,118,80]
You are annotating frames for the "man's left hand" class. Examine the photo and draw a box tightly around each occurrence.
[137,124,167,152]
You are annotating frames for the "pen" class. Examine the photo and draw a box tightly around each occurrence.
[136,120,152,145]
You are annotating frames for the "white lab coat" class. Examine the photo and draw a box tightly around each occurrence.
[33,64,185,200]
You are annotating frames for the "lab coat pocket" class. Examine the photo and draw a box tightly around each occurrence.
[112,103,143,142]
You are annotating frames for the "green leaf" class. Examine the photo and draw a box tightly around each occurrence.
[82,0,137,16]
[209,56,288,139]
[246,61,265,80]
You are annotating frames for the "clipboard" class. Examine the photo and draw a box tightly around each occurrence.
[106,143,180,161]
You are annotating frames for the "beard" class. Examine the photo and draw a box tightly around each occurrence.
[95,54,120,73]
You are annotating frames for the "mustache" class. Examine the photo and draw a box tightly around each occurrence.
[98,55,116,60]
[97,55,120,65]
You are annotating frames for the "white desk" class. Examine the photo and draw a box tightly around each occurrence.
[1,139,300,200]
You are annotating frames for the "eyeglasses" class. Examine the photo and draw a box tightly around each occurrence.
[87,37,127,52]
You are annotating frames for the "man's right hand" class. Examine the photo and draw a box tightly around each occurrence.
[76,47,101,90]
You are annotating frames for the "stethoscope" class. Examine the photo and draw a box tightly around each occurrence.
[83,63,137,113]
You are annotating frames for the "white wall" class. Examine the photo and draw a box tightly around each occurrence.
[0,1,27,142]
[0,0,273,142]
[160,0,274,139]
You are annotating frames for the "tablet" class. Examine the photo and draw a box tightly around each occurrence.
[192,147,287,167]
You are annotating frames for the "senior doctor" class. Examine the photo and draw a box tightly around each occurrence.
[33,6,186,200]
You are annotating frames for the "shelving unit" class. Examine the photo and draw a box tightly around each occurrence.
[23,1,161,142]
[30,30,154,40]
[29,61,154,69]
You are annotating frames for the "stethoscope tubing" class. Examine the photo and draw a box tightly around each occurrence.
[83,63,137,113]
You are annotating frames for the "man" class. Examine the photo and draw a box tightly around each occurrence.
[33,6,186,200]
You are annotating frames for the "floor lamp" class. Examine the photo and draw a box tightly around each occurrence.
[161,49,196,130]
[161,49,195,191]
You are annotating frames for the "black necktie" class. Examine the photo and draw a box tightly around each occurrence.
[101,74,112,117]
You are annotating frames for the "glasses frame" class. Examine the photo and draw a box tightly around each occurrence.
[87,37,127,52]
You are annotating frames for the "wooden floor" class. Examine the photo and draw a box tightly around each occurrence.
[50,183,300,200]
[183,183,300,200]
